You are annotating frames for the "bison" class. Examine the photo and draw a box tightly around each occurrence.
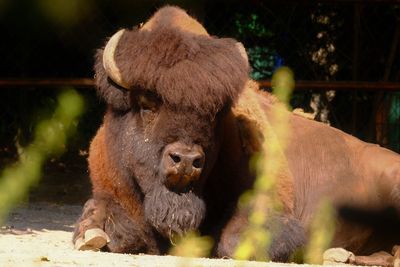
[73,5,400,264]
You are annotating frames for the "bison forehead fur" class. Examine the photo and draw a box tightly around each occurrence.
[74,5,400,263]
[95,6,249,115]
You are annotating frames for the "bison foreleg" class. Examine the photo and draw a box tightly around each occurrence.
[73,198,109,251]
[74,196,159,254]
[217,210,306,262]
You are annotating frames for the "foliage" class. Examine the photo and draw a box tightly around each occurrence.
[247,46,279,80]
[234,67,294,261]
[37,0,94,27]
[304,199,335,264]
[389,93,400,151]
[234,13,280,80]
[0,89,84,222]
[235,13,273,39]
[0,88,102,156]
[170,231,214,259]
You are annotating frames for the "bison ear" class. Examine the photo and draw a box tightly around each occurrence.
[93,49,131,111]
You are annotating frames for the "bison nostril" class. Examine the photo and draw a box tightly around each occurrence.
[170,154,181,163]
[192,158,202,169]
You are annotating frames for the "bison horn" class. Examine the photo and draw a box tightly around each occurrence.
[102,29,130,89]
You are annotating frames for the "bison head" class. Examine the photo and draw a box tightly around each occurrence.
[95,6,249,238]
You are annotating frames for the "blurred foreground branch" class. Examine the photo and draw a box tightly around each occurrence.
[0,88,84,222]
[234,67,294,261]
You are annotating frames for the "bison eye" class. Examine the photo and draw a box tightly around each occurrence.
[136,92,161,122]
[138,94,159,112]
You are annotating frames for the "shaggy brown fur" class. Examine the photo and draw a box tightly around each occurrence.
[74,5,400,264]
[100,6,248,115]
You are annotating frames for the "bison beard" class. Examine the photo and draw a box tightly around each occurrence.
[144,185,206,238]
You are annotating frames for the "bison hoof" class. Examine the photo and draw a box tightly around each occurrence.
[74,228,110,251]
[323,248,355,265]
[393,245,400,267]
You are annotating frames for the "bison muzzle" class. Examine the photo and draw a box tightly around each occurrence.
[161,142,205,193]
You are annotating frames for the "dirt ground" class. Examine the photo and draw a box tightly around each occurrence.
[0,202,333,267]
[0,154,351,267]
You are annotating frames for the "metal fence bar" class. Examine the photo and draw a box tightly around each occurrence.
[262,0,400,4]
[1,79,400,91]
[0,78,94,88]
[259,81,400,91]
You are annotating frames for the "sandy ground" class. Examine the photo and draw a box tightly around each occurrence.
[0,202,353,267]
[0,156,357,267]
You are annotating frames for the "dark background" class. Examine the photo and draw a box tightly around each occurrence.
[1,0,399,163]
